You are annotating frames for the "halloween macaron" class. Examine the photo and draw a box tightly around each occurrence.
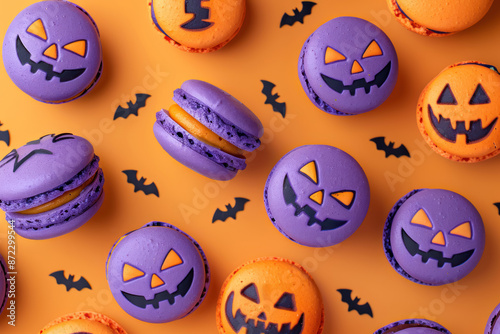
[2,0,102,103]
[485,303,500,334]
[106,221,209,323]
[216,257,324,334]
[374,318,451,333]
[388,0,494,36]
[298,16,398,115]
[264,145,370,247]
[0,254,7,315]
[150,0,245,53]
[39,311,127,334]
[383,188,485,286]
[417,61,500,163]
[154,79,263,180]
[0,133,104,240]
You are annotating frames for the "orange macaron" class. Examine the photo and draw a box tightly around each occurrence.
[387,0,494,36]
[39,311,127,334]
[417,61,500,162]
[150,0,246,53]
[216,257,324,334]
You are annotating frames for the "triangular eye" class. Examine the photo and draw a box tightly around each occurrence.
[450,222,472,239]
[161,249,183,271]
[274,292,296,311]
[330,191,355,209]
[26,19,47,41]
[362,40,383,58]
[299,161,318,184]
[469,84,490,105]
[63,40,87,57]
[411,209,433,228]
[437,84,458,105]
[241,283,260,304]
[123,263,145,282]
[325,47,346,64]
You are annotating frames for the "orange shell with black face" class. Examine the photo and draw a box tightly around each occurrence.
[216,257,324,334]
[417,61,500,162]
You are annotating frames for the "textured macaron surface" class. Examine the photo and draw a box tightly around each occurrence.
[417,62,500,162]
[151,0,245,50]
[40,311,128,334]
[264,145,370,247]
[299,16,398,115]
[385,188,485,285]
[106,222,209,323]
[396,0,493,33]
[485,303,500,334]
[374,318,451,334]
[216,257,324,334]
[2,0,102,102]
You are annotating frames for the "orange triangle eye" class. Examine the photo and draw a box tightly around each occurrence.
[63,40,87,57]
[309,190,324,205]
[27,19,47,41]
[325,47,346,64]
[450,222,472,239]
[161,249,183,271]
[123,263,145,282]
[330,191,355,209]
[411,209,433,228]
[299,161,318,184]
[362,40,383,58]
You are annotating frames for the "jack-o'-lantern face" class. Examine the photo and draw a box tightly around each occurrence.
[419,63,500,161]
[389,189,485,285]
[217,258,324,334]
[2,0,102,102]
[106,223,208,323]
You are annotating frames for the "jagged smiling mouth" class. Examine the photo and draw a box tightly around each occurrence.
[428,105,497,143]
[225,292,305,334]
[16,35,85,82]
[321,61,391,96]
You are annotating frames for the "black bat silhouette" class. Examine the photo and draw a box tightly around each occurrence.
[0,122,10,146]
[122,170,159,197]
[280,1,316,27]
[261,80,286,118]
[494,203,500,215]
[212,197,250,223]
[50,270,92,292]
[113,94,151,120]
[337,289,373,317]
[370,136,410,158]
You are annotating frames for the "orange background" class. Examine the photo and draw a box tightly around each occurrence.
[1,0,500,333]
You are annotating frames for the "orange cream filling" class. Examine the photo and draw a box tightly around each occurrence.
[18,172,97,215]
[168,104,244,157]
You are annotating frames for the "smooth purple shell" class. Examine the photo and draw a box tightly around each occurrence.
[373,318,451,333]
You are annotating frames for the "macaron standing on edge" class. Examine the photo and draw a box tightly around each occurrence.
[2,0,103,103]
[0,133,105,240]
[150,0,246,53]
[154,79,263,181]
[374,318,451,333]
[39,311,127,334]
[298,16,398,115]
[106,221,210,323]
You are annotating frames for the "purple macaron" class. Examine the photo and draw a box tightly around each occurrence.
[374,318,451,333]
[0,133,104,240]
[383,188,485,286]
[298,16,398,115]
[2,0,102,103]
[106,221,210,323]
[154,79,263,181]
[264,145,370,247]
[485,303,500,334]
[0,254,7,315]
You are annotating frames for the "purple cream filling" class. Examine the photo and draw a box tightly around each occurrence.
[0,155,100,212]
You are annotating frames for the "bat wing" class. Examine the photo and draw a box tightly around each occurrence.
[233,198,250,213]
[261,80,275,98]
[280,13,295,27]
[49,270,67,285]
[0,130,10,146]
[494,203,500,215]
[370,137,387,151]
[212,208,229,223]
[123,170,139,186]
[356,302,373,317]
[143,182,160,197]
[261,80,286,117]
[134,93,151,109]
[301,1,317,17]
[73,276,92,291]
[337,289,353,304]
[394,144,410,158]
[113,105,131,120]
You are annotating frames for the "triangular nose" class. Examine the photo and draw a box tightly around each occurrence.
[351,60,363,74]
[431,231,446,246]
[257,312,267,320]
[150,274,165,288]
[43,44,58,59]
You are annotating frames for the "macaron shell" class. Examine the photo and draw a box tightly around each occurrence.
[396,0,493,33]
[374,318,451,334]
[0,254,7,315]
[0,133,94,201]
[417,62,500,162]
[153,121,238,180]
[216,257,324,334]
[485,303,500,334]
[39,311,127,334]
[2,0,102,103]
[151,0,245,52]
